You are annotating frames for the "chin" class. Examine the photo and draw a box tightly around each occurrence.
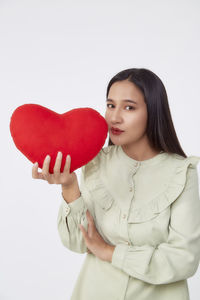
[109,137,124,146]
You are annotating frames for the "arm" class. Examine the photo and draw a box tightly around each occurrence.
[57,165,94,254]
[111,165,200,285]
[61,179,81,204]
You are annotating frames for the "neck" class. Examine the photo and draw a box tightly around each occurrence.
[121,136,161,161]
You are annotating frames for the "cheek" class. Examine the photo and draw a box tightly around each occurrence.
[127,111,147,132]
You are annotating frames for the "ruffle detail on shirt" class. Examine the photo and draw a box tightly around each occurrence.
[83,153,200,223]
[127,156,200,224]
[83,155,115,211]
[90,179,114,211]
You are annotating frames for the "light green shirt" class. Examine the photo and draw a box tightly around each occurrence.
[57,145,200,300]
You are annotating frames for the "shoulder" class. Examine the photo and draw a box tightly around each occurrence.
[80,145,116,182]
[165,153,200,185]
[165,153,200,196]
[171,153,200,174]
[164,152,200,171]
[84,145,116,168]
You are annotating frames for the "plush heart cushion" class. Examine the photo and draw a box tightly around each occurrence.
[10,104,108,173]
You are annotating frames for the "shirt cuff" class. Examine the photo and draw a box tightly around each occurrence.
[61,192,85,217]
[111,243,129,269]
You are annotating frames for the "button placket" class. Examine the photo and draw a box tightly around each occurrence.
[120,211,131,245]
[128,162,140,192]
[65,205,71,216]
[126,162,141,244]
[128,174,134,192]
[128,173,135,192]
[119,161,140,246]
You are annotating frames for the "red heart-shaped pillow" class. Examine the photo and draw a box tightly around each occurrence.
[10,104,108,173]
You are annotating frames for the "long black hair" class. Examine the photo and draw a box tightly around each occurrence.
[106,68,187,158]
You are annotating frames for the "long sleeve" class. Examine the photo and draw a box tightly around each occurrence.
[111,163,200,285]
[57,165,94,254]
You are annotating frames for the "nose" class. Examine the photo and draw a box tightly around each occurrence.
[110,107,123,123]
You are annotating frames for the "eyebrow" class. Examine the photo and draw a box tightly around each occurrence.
[106,98,138,105]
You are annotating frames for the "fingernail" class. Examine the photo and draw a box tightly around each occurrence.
[58,151,62,156]
[46,155,50,159]
[34,162,38,166]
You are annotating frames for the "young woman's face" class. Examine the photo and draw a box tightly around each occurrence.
[105,80,148,147]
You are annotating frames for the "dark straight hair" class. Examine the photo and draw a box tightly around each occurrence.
[106,68,187,158]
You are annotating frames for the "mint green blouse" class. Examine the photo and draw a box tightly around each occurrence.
[57,145,200,300]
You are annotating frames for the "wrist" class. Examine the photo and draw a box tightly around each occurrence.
[61,179,77,190]
[106,245,115,263]
[61,179,81,203]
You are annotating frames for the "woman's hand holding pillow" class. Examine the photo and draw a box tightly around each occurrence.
[32,150,77,188]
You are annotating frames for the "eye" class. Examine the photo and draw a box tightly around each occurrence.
[106,104,135,110]
[125,106,135,110]
[106,104,113,109]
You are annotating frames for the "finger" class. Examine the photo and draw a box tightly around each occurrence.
[53,151,62,174]
[32,162,45,180]
[42,155,51,177]
[86,211,95,237]
[63,154,71,173]
[79,224,89,242]
[86,210,94,225]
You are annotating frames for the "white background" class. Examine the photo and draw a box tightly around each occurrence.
[1,0,200,299]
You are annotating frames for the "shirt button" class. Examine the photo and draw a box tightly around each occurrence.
[66,206,71,215]
[129,187,133,192]
[122,213,127,219]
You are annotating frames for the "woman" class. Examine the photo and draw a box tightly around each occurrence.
[32,68,200,300]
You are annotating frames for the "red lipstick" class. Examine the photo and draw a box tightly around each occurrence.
[111,127,124,135]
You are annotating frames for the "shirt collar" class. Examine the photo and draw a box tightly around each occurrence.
[116,145,169,168]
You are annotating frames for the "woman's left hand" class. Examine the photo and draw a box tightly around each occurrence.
[79,209,115,262]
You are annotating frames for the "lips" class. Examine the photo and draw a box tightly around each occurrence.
[111,127,124,132]
[111,127,124,135]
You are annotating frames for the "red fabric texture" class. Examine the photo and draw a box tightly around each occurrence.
[10,104,108,173]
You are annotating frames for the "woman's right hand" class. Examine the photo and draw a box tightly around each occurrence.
[32,151,77,188]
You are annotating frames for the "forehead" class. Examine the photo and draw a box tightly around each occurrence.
[107,80,144,103]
